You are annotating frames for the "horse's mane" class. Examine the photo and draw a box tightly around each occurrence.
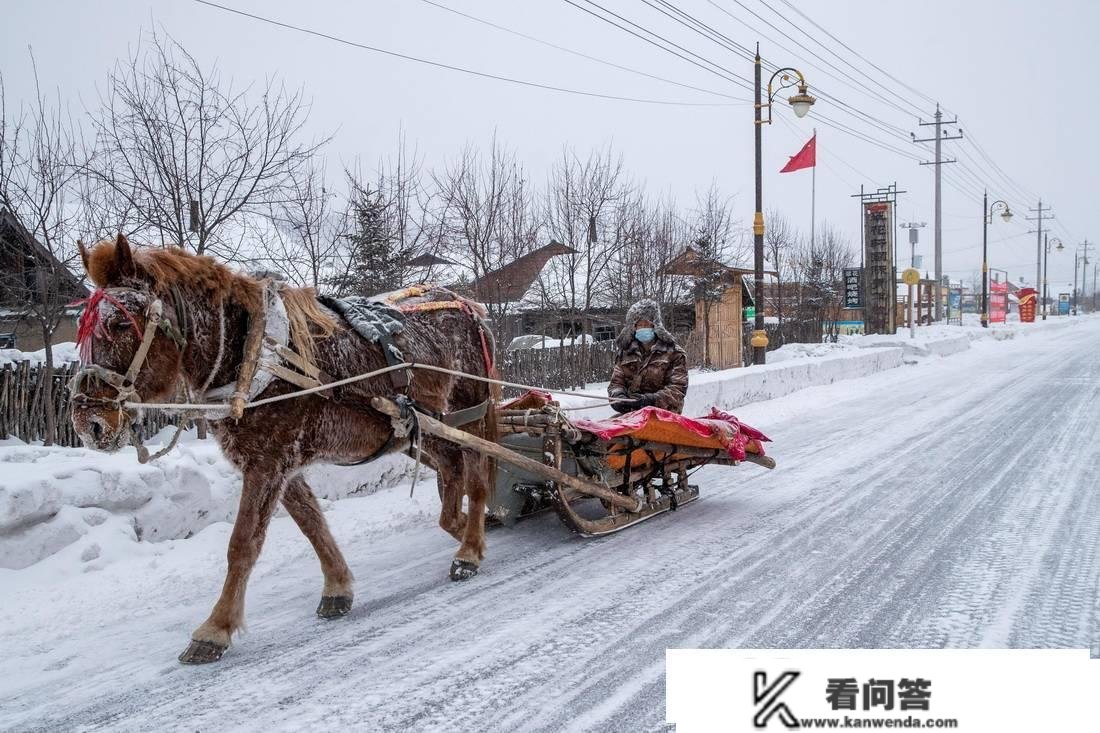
[82,238,336,363]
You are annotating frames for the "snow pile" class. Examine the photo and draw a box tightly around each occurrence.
[507,334,597,350]
[0,428,416,571]
[557,346,905,417]
[0,341,80,367]
[685,348,905,411]
[766,341,850,363]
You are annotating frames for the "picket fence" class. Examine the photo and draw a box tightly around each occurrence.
[0,362,176,447]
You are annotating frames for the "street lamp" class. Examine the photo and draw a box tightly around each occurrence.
[1043,236,1063,320]
[981,191,1012,328]
[753,46,815,364]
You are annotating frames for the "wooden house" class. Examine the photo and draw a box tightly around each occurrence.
[0,209,87,350]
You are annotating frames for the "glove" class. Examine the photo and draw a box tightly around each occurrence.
[611,397,643,413]
[637,393,658,408]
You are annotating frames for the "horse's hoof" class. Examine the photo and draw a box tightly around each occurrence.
[316,595,353,619]
[178,639,227,665]
[449,559,479,582]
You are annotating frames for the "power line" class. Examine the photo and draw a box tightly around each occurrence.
[415,0,750,102]
[561,0,754,93]
[191,0,740,106]
[705,0,924,124]
[664,0,932,152]
[569,0,946,169]
[773,0,944,114]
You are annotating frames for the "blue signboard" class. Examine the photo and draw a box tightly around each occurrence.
[1058,293,1070,315]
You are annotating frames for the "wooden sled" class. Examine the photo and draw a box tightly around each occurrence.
[374,397,775,537]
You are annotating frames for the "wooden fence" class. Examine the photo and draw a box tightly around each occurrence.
[0,362,175,447]
[4,337,718,445]
[498,341,619,396]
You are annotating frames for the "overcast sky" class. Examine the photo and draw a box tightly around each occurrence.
[3,0,1096,291]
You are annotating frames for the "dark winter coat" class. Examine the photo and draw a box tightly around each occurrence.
[608,299,689,413]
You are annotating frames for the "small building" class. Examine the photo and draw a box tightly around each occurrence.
[0,209,87,350]
[661,247,769,369]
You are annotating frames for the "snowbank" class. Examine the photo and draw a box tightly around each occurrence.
[0,429,416,571]
[0,341,79,367]
[555,346,905,417]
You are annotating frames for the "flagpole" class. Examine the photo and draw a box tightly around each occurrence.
[810,127,816,247]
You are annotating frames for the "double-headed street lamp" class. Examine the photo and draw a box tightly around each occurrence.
[1043,235,1063,320]
[753,46,815,364]
[981,191,1013,328]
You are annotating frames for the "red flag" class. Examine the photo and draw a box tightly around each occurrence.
[779,134,816,173]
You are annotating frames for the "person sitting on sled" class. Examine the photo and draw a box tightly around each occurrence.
[608,299,689,414]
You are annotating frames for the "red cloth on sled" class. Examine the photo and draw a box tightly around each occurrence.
[573,406,770,461]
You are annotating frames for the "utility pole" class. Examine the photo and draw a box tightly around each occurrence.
[1093,261,1098,311]
[1075,240,1094,314]
[1026,201,1054,291]
[910,105,963,319]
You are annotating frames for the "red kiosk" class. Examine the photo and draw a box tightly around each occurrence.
[1018,287,1037,323]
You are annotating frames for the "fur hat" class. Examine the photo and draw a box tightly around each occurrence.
[615,298,675,349]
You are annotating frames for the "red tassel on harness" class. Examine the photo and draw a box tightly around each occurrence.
[72,289,144,364]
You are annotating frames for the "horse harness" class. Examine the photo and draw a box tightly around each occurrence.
[320,286,496,466]
[70,282,495,465]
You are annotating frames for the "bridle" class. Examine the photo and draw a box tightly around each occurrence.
[70,285,223,462]
[69,292,169,411]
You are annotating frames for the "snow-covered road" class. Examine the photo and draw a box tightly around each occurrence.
[2,319,1098,732]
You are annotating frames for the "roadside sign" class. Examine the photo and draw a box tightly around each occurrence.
[843,267,863,308]
[902,268,920,286]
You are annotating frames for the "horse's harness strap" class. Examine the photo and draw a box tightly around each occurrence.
[123,300,163,386]
[206,281,327,414]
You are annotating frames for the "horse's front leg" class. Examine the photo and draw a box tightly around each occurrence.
[179,466,286,664]
[281,474,354,618]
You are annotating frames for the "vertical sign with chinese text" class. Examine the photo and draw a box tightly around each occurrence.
[843,268,863,309]
[990,279,1008,323]
[862,203,894,334]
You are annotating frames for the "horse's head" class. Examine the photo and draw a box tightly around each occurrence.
[70,234,186,452]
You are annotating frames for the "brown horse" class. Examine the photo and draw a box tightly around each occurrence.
[70,235,497,664]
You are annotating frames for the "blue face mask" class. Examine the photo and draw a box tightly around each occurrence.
[635,327,656,343]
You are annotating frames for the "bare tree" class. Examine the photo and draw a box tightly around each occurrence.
[788,222,854,343]
[0,66,86,445]
[87,30,323,257]
[764,209,799,336]
[540,145,630,340]
[255,162,347,289]
[433,135,537,319]
[690,181,745,266]
[603,191,682,310]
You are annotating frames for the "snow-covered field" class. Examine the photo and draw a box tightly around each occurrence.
[1,316,1097,731]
